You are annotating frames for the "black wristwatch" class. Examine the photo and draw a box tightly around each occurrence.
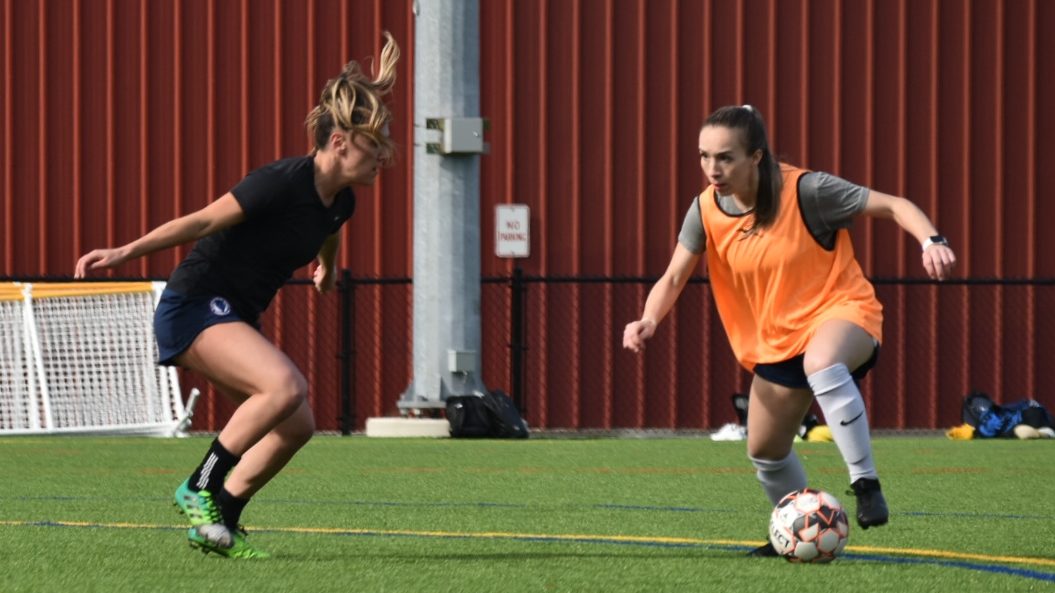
[921,235,949,251]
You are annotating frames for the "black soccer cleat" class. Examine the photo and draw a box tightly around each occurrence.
[850,477,889,529]
[747,541,780,557]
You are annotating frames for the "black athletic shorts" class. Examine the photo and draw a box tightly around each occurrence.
[753,345,879,390]
[153,288,249,366]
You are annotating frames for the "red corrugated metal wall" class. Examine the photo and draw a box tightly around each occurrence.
[2,0,1051,430]
[0,0,417,431]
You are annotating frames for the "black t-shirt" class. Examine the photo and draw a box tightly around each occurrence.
[166,156,355,323]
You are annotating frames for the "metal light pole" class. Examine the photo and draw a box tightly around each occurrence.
[398,0,489,414]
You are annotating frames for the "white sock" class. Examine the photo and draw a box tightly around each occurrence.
[808,363,878,482]
[750,452,808,505]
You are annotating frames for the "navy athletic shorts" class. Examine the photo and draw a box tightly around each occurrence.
[153,288,247,366]
[753,344,879,390]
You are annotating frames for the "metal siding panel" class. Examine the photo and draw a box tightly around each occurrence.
[807,0,837,172]
[43,0,73,273]
[105,0,140,276]
[608,2,643,277]
[967,0,1004,413]
[1002,0,1034,279]
[1,1,7,267]
[212,0,245,203]
[573,0,607,427]
[577,0,607,274]
[15,0,41,274]
[742,0,774,116]
[641,0,677,429]
[1001,0,1036,400]
[941,2,972,426]
[1036,3,1054,278]
[673,0,713,429]
[871,0,906,278]
[172,1,183,272]
[480,0,514,403]
[78,0,108,265]
[1026,35,1044,440]
[543,1,571,275]
[483,0,521,411]
[773,0,808,165]
[381,2,413,414]
[969,0,1000,278]
[72,0,81,264]
[504,0,545,426]
[383,2,414,278]
[2,0,10,270]
[611,0,642,427]
[542,0,581,425]
[479,0,511,278]
[144,1,176,275]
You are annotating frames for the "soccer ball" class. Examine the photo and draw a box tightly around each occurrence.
[768,488,850,563]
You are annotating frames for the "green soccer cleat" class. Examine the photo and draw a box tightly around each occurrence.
[173,479,223,527]
[187,526,271,559]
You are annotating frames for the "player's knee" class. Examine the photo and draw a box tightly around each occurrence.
[746,441,792,461]
[266,372,309,417]
[802,352,840,377]
[286,410,316,447]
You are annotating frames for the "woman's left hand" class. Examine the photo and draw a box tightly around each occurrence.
[922,244,956,280]
[313,263,337,293]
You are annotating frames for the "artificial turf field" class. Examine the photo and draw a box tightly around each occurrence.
[1,435,1052,592]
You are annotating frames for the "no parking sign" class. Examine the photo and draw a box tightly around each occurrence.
[495,205,530,258]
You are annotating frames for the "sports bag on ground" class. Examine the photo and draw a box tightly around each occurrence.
[480,390,529,438]
[446,395,493,438]
[961,391,1053,438]
[446,391,530,439]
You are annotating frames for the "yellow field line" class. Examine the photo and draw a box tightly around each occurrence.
[3,519,1053,569]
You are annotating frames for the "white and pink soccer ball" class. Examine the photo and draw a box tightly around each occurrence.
[768,488,850,563]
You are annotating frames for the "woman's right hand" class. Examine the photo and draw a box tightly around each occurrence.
[75,247,129,278]
[622,318,658,353]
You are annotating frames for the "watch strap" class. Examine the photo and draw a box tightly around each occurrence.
[921,235,948,251]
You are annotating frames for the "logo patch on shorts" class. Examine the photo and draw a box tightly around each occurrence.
[209,297,232,316]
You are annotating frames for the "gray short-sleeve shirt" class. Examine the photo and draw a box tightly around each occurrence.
[677,171,869,253]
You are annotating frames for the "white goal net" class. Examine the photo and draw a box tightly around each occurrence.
[0,282,191,436]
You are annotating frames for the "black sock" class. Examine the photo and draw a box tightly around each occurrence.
[187,438,240,494]
[217,488,250,530]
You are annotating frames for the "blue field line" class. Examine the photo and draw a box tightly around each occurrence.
[6,519,1055,583]
[593,503,736,514]
[5,494,1054,521]
[899,510,1051,520]
[277,499,528,509]
[324,529,702,549]
[842,551,1055,583]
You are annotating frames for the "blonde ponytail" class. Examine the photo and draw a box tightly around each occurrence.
[305,32,401,161]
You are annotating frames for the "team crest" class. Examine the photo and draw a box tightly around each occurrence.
[209,297,232,316]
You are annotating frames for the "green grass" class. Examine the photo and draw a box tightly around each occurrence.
[1,435,1053,592]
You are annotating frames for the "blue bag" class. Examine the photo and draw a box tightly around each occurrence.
[962,391,1053,438]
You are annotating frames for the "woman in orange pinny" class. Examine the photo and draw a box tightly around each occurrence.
[623,105,956,555]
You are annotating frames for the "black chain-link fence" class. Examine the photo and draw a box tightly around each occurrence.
[5,275,1052,433]
[334,274,1055,433]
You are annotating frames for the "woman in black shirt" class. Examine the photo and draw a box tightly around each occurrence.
[75,33,400,559]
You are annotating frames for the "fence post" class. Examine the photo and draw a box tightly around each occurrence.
[511,265,526,413]
[339,269,355,435]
